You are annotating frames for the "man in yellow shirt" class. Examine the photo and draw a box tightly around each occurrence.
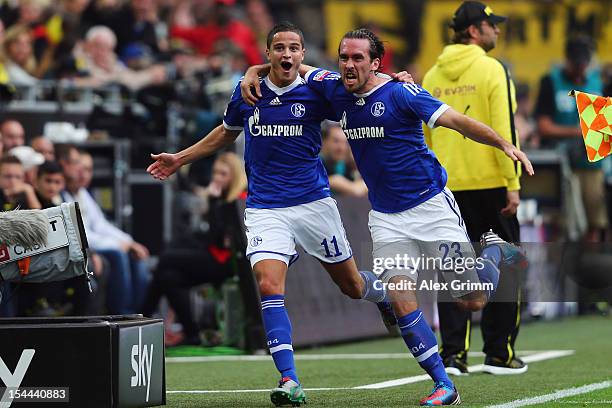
[423,1,526,375]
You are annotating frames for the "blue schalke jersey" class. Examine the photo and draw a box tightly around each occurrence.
[305,69,449,213]
[223,75,333,208]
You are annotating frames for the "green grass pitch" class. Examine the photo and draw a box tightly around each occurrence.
[162,315,612,407]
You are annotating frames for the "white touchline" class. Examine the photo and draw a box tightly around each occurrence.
[353,350,575,389]
[166,350,548,364]
[167,387,353,394]
[166,350,575,395]
[486,380,612,408]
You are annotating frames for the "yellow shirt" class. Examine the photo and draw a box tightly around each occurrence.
[423,44,521,191]
[0,63,9,84]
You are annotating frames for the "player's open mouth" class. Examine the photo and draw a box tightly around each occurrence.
[280,61,293,71]
[344,71,357,84]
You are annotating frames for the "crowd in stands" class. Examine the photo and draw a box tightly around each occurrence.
[0,0,271,91]
[0,118,247,345]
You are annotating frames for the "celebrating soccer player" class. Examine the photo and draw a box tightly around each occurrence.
[241,28,533,406]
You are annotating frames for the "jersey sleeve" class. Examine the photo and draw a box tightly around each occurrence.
[304,68,341,103]
[393,83,449,128]
[223,82,245,131]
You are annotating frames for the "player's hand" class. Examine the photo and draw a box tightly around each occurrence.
[240,68,262,106]
[502,145,534,176]
[501,190,520,217]
[147,152,181,180]
[390,71,414,84]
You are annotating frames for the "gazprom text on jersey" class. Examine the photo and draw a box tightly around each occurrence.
[343,126,385,140]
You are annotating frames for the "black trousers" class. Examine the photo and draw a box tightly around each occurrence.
[437,187,522,362]
[141,247,231,337]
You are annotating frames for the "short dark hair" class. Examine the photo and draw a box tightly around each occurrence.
[0,155,22,169]
[37,161,63,178]
[54,143,78,163]
[452,24,485,44]
[266,22,304,49]
[339,28,385,68]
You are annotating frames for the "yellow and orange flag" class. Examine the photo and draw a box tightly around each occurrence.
[570,90,611,162]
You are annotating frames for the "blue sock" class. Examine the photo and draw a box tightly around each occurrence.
[261,295,298,383]
[359,270,388,302]
[398,309,453,388]
[475,246,502,298]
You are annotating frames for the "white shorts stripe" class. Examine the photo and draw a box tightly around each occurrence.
[269,344,293,354]
[415,345,439,362]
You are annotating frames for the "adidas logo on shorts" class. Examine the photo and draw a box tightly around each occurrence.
[270,97,282,106]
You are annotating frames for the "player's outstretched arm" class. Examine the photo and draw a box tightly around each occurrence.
[147,125,240,180]
[436,108,534,176]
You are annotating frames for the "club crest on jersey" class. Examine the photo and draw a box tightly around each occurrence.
[371,102,385,117]
[250,236,263,247]
[291,103,306,118]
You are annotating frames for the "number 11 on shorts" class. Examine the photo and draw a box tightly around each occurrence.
[321,236,342,258]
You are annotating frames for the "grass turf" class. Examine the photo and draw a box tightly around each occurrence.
[162,315,612,407]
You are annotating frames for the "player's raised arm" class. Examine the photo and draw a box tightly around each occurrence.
[435,107,534,176]
[147,125,241,180]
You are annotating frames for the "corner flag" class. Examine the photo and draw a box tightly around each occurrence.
[569,90,611,162]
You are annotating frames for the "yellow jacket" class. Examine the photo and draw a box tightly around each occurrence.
[423,44,521,191]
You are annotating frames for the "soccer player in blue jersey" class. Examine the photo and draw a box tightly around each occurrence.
[147,23,411,407]
[241,28,534,406]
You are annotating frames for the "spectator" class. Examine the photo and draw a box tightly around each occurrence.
[15,0,51,27]
[69,25,166,91]
[58,144,150,314]
[0,128,4,158]
[18,159,98,317]
[34,160,64,207]
[7,145,45,184]
[35,0,92,78]
[535,35,608,241]
[514,83,538,149]
[82,0,166,61]
[321,124,367,197]
[2,24,39,86]
[30,135,55,161]
[0,155,41,210]
[142,152,247,346]
[170,0,262,67]
[0,120,26,151]
[245,0,274,51]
